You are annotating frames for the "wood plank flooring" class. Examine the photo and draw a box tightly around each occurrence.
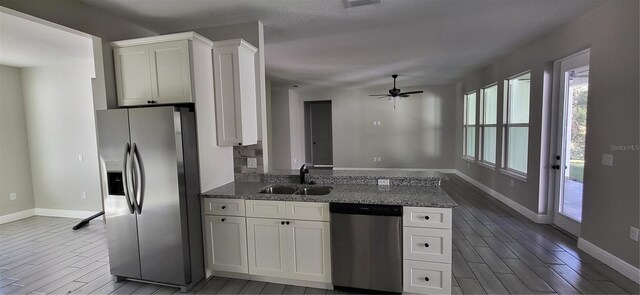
[0,174,638,294]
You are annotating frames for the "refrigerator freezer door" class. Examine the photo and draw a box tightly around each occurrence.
[128,107,190,285]
[96,109,141,280]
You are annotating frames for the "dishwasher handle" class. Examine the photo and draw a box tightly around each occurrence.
[329,203,402,216]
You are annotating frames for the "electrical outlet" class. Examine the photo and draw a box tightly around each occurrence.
[78,153,84,161]
[630,226,639,242]
[602,154,613,166]
[378,179,390,186]
[378,157,382,162]
[247,157,258,168]
[9,192,16,201]
[510,179,515,187]
[82,192,87,199]
[377,121,381,126]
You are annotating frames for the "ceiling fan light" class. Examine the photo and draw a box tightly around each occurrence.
[343,0,381,8]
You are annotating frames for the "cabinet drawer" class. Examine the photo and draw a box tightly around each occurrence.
[285,202,330,221]
[403,207,452,229]
[203,199,245,216]
[403,227,452,263]
[246,200,287,219]
[403,260,451,294]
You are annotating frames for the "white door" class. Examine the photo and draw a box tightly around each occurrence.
[551,49,590,236]
[149,40,193,104]
[286,220,332,283]
[114,45,153,106]
[246,218,288,278]
[204,215,248,273]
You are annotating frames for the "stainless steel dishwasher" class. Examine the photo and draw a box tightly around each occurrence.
[330,203,403,293]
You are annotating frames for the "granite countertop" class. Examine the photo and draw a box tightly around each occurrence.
[264,169,448,186]
[201,181,457,208]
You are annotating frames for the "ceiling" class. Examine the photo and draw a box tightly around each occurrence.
[79,0,605,91]
[0,10,94,67]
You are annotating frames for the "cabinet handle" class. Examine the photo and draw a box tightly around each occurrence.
[221,206,226,209]
[221,218,226,222]
[147,100,157,104]
[424,277,430,282]
[424,243,429,247]
[281,221,285,225]
[424,216,430,220]
[286,221,290,225]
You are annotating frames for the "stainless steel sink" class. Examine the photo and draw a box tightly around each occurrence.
[259,184,298,194]
[297,186,333,196]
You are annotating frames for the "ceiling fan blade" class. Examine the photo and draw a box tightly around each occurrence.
[369,94,389,96]
[399,94,409,98]
[399,90,424,95]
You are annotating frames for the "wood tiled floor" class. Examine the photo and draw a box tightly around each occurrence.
[1,174,638,294]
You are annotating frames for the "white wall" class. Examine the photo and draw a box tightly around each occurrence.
[21,61,102,212]
[271,88,292,170]
[455,0,639,269]
[301,84,457,169]
[288,90,305,169]
[0,65,35,216]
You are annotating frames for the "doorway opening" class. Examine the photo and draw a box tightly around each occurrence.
[304,101,333,168]
[551,49,590,236]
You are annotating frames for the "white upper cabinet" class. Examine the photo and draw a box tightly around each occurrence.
[112,32,210,106]
[212,39,258,146]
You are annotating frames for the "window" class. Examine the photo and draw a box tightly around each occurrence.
[480,84,498,165]
[463,91,477,159]
[503,72,531,175]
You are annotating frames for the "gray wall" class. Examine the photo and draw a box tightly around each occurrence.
[302,85,457,169]
[455,0,639,268]
[21,62,103,212]
[271,88,292,170]
[0,65,35,216]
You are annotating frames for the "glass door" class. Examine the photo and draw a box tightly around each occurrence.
[552,50,590,236]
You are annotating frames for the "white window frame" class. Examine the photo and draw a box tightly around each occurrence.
[502,71,531,178]
[463,91,477,160]
[479,84,498,167]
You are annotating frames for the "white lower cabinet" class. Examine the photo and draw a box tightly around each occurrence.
[403,207,453,294]
[204,215,248,273]
[247,217,331,283]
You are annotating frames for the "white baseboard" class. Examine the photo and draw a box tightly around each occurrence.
[0,209,35,224]
[34,208,102,220]
[578,238,640,284]
[453,170,551,223]
[333,167,456,173]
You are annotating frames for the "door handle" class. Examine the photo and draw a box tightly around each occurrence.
[552,164,560,170]
[131,143,145,214]
[122,143,135,214]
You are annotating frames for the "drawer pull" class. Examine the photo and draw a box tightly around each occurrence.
[221,206,226,209]
[424,243,430,247]
[281,221,285,225]
[424,216,430,220]
[221,218,226,222]
[286,221,290,225]
[424,277,430,282]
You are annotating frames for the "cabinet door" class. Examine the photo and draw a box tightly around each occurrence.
[286,221,331,283]
[204,215,248,274]
[212,45,242,146]
[149,40,193,104]
[246,218,288,278]
[114,45,153,106]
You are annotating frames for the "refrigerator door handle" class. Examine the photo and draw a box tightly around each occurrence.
[122,143,135,214]
[132,143,145,214]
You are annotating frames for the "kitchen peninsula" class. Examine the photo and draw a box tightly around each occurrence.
[201,170,456,294]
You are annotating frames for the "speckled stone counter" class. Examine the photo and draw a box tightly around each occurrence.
[201,181,456,208]
[263,169,448,186]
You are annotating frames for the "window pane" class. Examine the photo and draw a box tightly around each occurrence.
[509,73,530,124]
[465,127,475,158]
[482,127,496,164]
[507,126,528,173]
[466,92,476,124]
[483,85,498,124]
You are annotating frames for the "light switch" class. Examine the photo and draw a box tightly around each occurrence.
[602,154,613,166]
[9,192,16,201]
[247,157,258,168]
[78,154,84,161]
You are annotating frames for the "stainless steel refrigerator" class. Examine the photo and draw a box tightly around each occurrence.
[96,106,204,291]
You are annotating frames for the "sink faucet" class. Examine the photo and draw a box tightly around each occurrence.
[300,164,309,184]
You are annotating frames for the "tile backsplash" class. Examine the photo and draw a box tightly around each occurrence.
[233,141,263,182]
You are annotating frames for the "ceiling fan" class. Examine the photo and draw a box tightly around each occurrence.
[369,74,424,109]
